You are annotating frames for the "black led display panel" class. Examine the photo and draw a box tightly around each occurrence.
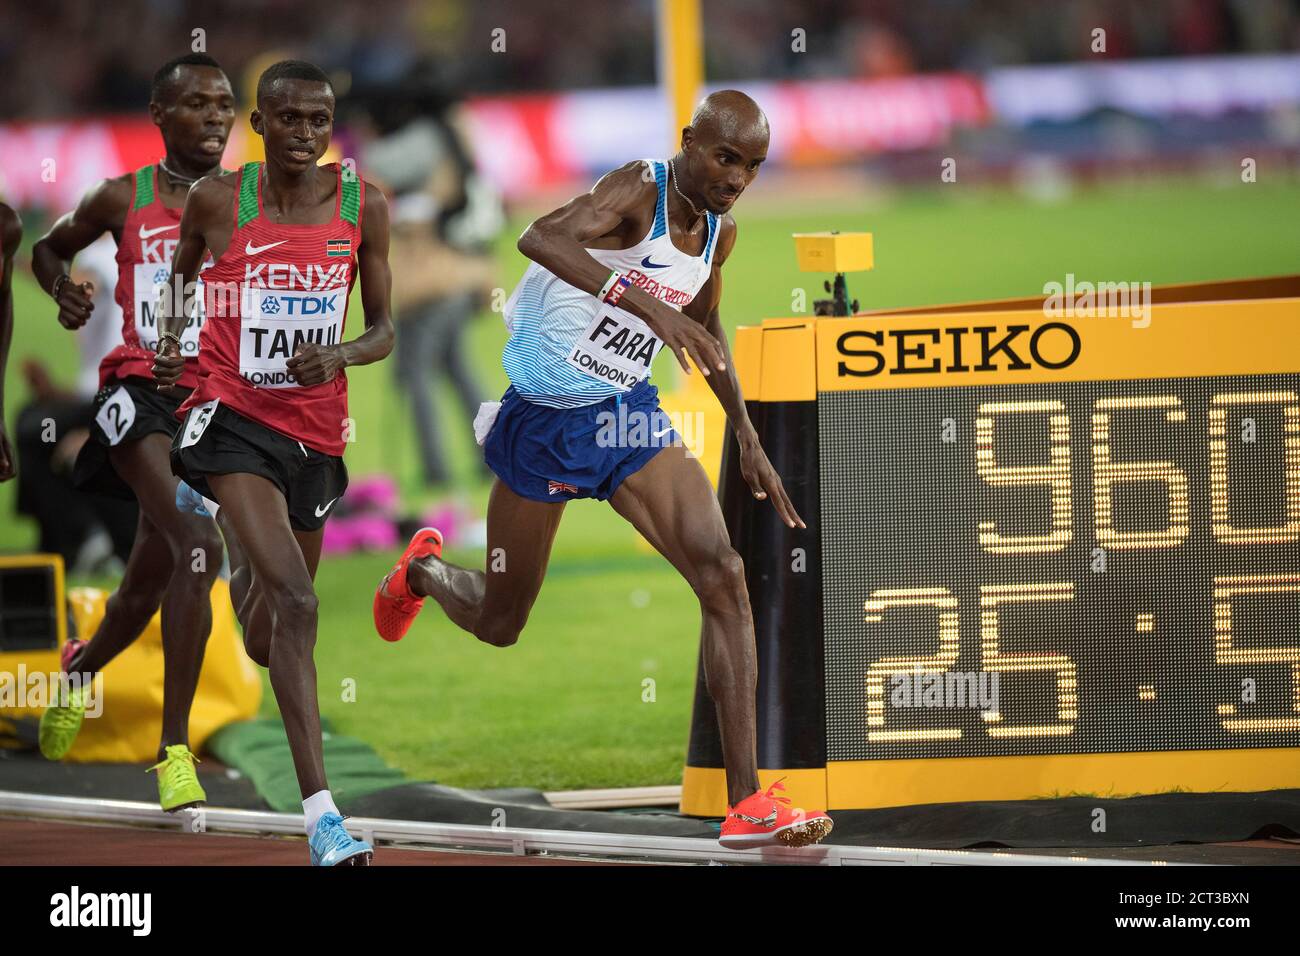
[821,373,1300,761]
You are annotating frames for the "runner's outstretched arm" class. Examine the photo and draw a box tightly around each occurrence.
[683,216,804,530]
[517,161,728,377]
[286,181,394,387]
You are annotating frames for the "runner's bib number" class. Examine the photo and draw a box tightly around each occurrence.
[179,398,220,449]
[133,264,203,355]
[95,386,137,446]
[564,308,664,391]
[239,288,346,389]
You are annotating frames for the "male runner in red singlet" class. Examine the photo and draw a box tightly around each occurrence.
[374,91,833,848]
[30,54,235,810]
[0,202,21,482]
[155,60,394,866]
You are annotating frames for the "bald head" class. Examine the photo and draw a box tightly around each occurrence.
[678,90,769,214]
[689,90,769,144]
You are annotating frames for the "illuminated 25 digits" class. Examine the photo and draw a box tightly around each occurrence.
[863,587,961,742]
[980,582,1077,738]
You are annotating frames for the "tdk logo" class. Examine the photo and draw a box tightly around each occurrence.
[260,295,337,316]
[835,323,1081,377]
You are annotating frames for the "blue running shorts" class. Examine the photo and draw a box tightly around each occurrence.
[483,378,681,502]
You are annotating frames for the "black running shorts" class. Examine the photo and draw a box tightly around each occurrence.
[72,376,187,500]
[170,399,348,533]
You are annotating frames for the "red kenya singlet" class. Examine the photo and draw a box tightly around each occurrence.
[180,162,363,456]
[101,165,204,389]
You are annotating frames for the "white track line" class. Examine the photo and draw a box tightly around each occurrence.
[544,785,681,809]
[0,790,1189,866]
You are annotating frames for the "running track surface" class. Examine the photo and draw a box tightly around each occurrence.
[5,818,1296,866]
[0,819,624,866]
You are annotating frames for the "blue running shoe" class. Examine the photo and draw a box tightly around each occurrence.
[175,481,212,517]
[309,813,373,866]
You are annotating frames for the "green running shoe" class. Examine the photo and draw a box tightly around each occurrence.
[38,683,88,760]
[148,745,207,812]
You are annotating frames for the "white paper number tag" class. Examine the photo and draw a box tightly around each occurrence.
[179,398,220,450]
[240,287,346,388]
[95,386,137,446]
[564,307,663,391]
[134,264,203,356]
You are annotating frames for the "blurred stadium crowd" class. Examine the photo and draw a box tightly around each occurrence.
[3,0,1299,568]
[2,0,1298,118]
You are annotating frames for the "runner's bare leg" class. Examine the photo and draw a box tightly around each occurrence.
[220,507,251,611]
[207,472,327,798]
[102,433,224,761]
[406,478,565,647]
[68,509,172,674]
[608,444,761,806]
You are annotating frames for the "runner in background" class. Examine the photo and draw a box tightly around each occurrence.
[29,53,236,811]
[157,60,395,866]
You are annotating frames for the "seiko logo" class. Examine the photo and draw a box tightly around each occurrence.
[835,323,1081,378]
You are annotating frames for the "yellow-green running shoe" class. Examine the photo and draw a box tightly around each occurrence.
[38,683,88,760]
[148,745,207,812]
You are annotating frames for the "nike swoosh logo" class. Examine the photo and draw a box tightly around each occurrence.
[640,255,669,269]
[652,425,674,438]
[139,224,178,239]
[245,239,288,256]
[731,809,778,827]
[315,498,337,517]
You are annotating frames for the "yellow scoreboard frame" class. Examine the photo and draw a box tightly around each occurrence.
[682,275,1300,816]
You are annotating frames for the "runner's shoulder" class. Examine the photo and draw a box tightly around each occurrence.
[715,213,738,263]
[192,169,239,197]
[591,160,658,211]
[355,178,388,243]
[185,171,239,220]
[0,202,21,251]
[75,172,135,227]
[359,177,387,213]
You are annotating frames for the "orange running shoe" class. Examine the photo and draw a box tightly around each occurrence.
[719,778,833,849]
[373,527,443,643]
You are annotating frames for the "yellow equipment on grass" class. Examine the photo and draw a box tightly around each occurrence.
[0,554,261,762]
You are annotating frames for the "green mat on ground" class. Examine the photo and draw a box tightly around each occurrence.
[207,718,408,814]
